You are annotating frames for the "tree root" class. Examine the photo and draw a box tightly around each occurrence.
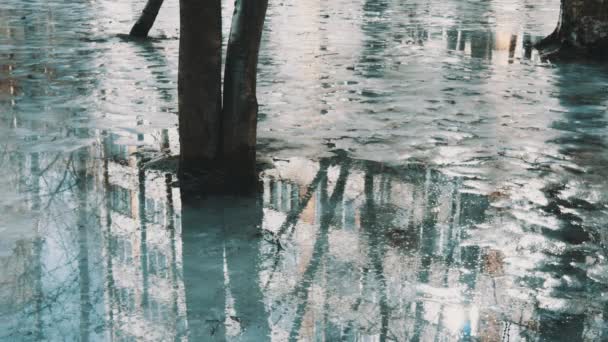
[535,29,608,61]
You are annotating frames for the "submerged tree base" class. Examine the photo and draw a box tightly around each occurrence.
[140,154,262,197]
[173,156,262,198]
[535,33,608,60]
[178,167,261,198]
[142,150,272,198]
[537,0,608,61]
[129,0,165,38]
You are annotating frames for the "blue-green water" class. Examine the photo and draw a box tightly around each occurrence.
[1,0,608,341]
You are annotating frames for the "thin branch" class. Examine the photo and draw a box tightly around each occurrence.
[44,154,74,210]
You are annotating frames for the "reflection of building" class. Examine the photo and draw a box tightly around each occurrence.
[101,134,186,341]
[0,144,109,341]
[443,27,539,64]
[0,145,39,328]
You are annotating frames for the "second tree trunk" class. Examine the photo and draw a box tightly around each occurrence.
[222,0,269,178]
[130,0,165,38]
[539,0,608,56]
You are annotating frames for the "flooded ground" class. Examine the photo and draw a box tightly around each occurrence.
[1,0,608,341]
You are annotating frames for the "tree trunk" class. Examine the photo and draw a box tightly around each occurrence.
[539,0,608,57]
[129,0,164,38]
[222,0,269,179]
[178,0,222,175]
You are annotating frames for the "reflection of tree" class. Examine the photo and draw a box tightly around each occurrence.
[28,149,45,341]
[259,155,520,341]
[100,134,187,341]
[9,143,605,341]
[75,147,91,342]
[181,193,270,341]
[361,166,389,341]
[444,0,539,64]
[1,2,107,336]
[359,0,390,80]
[2,1,183,340]
[262,160,329,291]
[131,38,175,112]
[287,160,350,341]
[530,63,608,341]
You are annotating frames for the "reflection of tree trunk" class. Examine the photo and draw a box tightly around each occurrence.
[165,174,188,340]
[537,309,585,341]
[411,169,439,342]
[129,0,165,38]
[102,139,116,337]
[178,0,222,173]
[181,199,226,341]
[222,0,269,179]
[288,162,350,341]
[362,168,389,342]
[137,165,150,310]
[76,149,91,342]
[134,39,174,105]
[262,160,330,291]
[31,151,44,341]
[508,34,518,63]
[538,0,608,57]
[277,159,330,237]
[181,194,271,340]
[523,33,533,59]
[161,129,170,151]
[360,0,390,79]
[223,196,270,340]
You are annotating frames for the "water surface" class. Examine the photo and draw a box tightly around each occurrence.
[1,0,608,341]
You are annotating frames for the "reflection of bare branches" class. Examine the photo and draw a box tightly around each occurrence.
[361,168,390,342]
[277,159,330,237]
[262,159,330,290]
[0,236,108,323]
[287,161,350,341]
[44,153,74,210]
[37,152,62,176]
[339,265,373,337]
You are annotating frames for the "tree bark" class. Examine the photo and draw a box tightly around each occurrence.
[538,0,608,57]
[129,0,165,38]
[222,0,269,179]
[178,0,222,175]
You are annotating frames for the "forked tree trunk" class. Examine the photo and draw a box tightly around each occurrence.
[539,0,608,56]
[178,0,222,175]
[130,0,165,38]
[222,0,269,179]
